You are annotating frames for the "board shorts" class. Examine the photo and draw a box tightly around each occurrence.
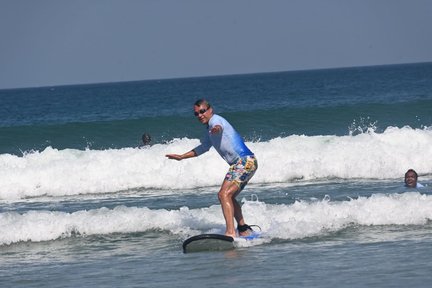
[225,155,258,191]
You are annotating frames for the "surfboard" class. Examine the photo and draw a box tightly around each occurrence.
[182,234,234,253]
[182,231,261,253]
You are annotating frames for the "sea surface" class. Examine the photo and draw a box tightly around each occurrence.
[1,62,432,287]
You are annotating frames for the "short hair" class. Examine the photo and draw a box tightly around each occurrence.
[405,169,418,179]
[194,99,211,108]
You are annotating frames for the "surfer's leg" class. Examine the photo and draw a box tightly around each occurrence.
[220,156,258,237]
[218,179,240,238]
[233,198,245,226]
[232,199,254,236]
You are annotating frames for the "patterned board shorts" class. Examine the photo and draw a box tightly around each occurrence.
[225,155,258,191]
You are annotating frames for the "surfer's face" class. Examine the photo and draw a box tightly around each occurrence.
[404,171,417,188]
[194,104,212,124]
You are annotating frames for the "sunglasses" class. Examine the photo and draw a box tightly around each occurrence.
[194,108,210,116]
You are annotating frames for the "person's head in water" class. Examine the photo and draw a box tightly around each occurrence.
[142,133,151,146]
[404,169,418,188]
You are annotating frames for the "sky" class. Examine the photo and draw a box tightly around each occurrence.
[1,0,431,89]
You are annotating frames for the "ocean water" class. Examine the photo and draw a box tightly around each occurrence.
[1,62,432,287]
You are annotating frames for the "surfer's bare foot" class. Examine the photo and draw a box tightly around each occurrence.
[225,232,236,238]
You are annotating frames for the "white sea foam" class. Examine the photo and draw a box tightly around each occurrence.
[0,192,431,246]
[0,126,431,200]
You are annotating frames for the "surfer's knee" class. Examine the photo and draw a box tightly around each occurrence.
[218,185,238,201]
[218,189,229,201]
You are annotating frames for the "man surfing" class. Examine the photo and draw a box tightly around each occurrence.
[166,99,258,238]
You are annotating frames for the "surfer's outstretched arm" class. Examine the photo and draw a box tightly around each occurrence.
[165,150,197,161]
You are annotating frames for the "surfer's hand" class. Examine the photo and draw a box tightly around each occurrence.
[165,154,183,161]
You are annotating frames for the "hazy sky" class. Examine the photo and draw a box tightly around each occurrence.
[1,0,431,89]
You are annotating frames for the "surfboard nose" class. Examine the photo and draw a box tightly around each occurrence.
[182,234,234,253]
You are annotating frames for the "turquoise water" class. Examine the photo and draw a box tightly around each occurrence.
[0,63,432,287]
[1,63,431,154]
